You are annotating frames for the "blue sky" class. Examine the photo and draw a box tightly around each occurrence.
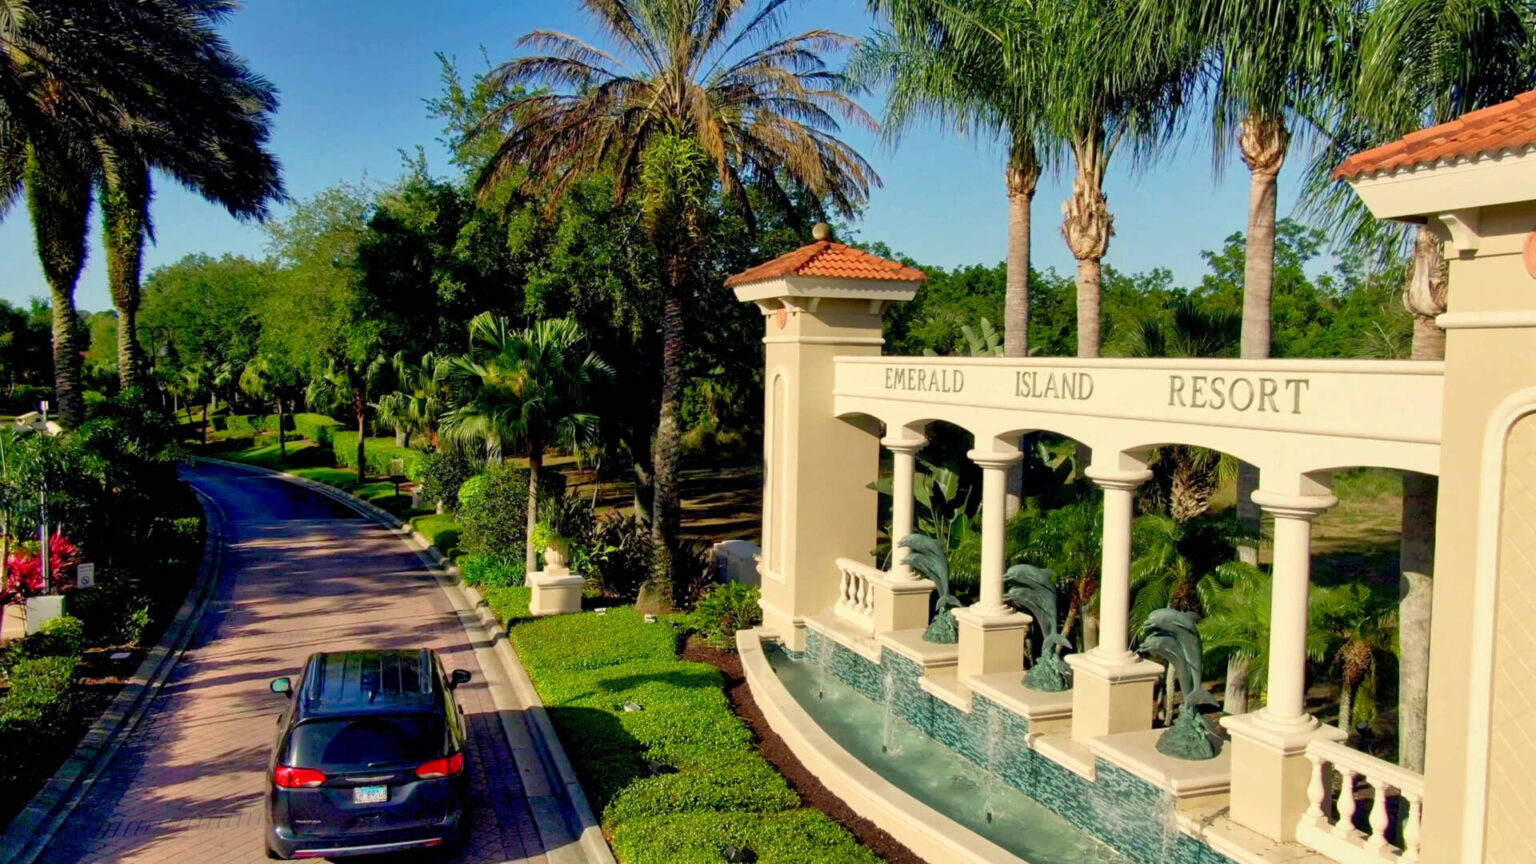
[0,0,1318,313]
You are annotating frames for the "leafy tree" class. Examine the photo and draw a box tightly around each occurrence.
[240,354,303,463]
[141,253,275,381]
[442,315,612,575]
[475,0,877,608]
[374,352,446,448]
[1198,561,1332,714]
[1314,582,1397,735]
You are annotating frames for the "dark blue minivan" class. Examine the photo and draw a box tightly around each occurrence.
[263,649,472,859]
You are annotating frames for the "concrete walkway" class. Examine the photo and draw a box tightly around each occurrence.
[38,462,555,863]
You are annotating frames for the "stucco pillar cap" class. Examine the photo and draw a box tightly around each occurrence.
[881,434,928,453]
[966,448,1023,469]
[1250,489,1338,520]
[1084,464,1153,490]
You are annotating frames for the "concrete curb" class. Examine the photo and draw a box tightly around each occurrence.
[194,456,615,864]
[0,476,227,864]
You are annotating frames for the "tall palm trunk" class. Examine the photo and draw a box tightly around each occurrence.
[1235,111,1288,570]
[648,285,686,610]
[526,445,542,576]
[1062,133,1111,360]
[1399,226,1445,771]
[354,395,367,484]
[25,145,91,429]
[276,394,287,463]
[1005,149,1038,518]
[102,163,151,391]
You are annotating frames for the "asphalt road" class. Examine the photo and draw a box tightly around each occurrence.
[39,461,551,864]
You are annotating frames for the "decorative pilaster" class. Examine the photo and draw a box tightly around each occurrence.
[1222,488,1341,842]
[1065,464,1163,743]
[953,449,1030,680]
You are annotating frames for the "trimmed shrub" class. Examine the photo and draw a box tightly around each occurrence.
[0,656,81,788]
[456,466,530,559]
[458,553,525,588]
[579,513,652,601]
[224,414,256,436]
[0,615,85,673]
[612,810,881,864]
[418,450,478,513]
[292,413,342,446]
[689,583,761,650]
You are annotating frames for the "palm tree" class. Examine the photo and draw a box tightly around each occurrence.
[442,314,613,576]
[1199,561,1333,715]
[473,0,877,609]
[307,355,388,485]
[240,354,298,463]
[375,352,446,448]
[1112,297,1240,520]
[0,0,283,424]
[856,2,1053,358]
[1301,0,1536,771]
[1314,582,1397,737]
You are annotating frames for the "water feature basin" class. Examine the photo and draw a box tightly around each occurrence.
[768,645,1131,864]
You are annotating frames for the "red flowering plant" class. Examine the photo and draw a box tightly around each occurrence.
[0,533,81,608]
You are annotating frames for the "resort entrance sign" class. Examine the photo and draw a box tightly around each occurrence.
[835,356,1442,476]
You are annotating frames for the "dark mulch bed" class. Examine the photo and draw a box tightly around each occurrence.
[682,637,929,864]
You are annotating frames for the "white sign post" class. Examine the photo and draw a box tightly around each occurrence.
[76,562,95,590]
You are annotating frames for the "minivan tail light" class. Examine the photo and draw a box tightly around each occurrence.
[274,765,327,788]
[415,752,464,779]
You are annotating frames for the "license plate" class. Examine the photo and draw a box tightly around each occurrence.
[353,785,388,804]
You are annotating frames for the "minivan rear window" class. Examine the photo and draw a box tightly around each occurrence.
[284,715,448,769]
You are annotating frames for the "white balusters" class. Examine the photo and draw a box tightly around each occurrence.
[1295,738,1425,863]
[834,558,878,633]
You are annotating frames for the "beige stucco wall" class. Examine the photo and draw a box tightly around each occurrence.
[1484,413,1536,862]
[1423,200,1536,862]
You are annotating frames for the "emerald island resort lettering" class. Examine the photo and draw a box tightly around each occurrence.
[884,366,966,393]
[1168,374,1309,414]
[1015,371,1094,401]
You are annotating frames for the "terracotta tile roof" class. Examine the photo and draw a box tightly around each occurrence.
[1335,90,1536,180]
[725,241,926,288]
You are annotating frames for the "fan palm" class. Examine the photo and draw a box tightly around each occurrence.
[1198,561,1333,714]
[473,0,877,608]
[442,314,613,575]
[0,0,283,424]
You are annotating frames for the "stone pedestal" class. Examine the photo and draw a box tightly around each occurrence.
[953,605,1030,679]
[1064,650,1165,743]
[1220,712,1345,842]
[528,570,584,616]
[870,576,934,633]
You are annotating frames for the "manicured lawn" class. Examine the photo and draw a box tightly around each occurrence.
[411,513,462,558]
[219,438,319,469]
[494,606,880,864]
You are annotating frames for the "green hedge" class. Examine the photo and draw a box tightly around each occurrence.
[224,413,288,436]
[0,615,85,673]
[0,656,81,788]
[332,431,424,481]
[504,608,878,864]
[292,413,342,445]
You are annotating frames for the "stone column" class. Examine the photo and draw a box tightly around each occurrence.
[882,433,927,579]
[1222,488,1343,842]
[872,432,936,633]
[953,449,1030,679]
[1065,464,1163,743]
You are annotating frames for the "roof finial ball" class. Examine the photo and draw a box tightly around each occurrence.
[811,222,832,242]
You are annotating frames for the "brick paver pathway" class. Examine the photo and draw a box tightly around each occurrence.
[42,463,550,863]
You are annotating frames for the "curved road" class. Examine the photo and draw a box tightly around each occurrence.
[41,462,552,863]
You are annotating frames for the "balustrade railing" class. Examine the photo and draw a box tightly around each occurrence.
[1296,737,1423,863]
[833,558,881,633]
